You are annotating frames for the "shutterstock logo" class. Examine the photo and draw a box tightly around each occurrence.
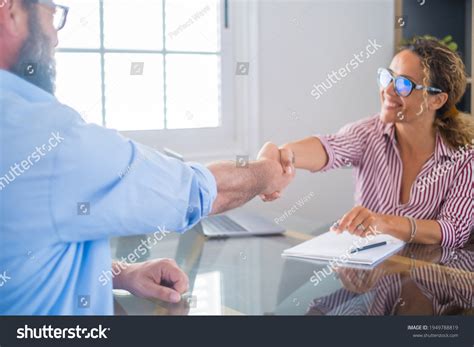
[17,325,110,340]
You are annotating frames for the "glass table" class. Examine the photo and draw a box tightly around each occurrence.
[112,221,473,316]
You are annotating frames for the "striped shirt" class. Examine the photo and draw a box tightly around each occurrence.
[317,115,474,248]
[307,243,473,315]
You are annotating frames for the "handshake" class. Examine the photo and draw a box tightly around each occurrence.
[208,141,302,215]
[255,142,296,202]
[112,142,299,304]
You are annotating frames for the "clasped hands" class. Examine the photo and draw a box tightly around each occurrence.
[256,142,296,202]
[113,143,384,305]
[111,142,296,305]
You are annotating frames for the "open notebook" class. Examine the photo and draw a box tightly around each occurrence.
[282,231,405,266]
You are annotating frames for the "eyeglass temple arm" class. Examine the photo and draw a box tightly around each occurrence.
[35,0,55,5]
[414,85,442,93]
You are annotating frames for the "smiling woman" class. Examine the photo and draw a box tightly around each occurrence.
[263,36,473,249]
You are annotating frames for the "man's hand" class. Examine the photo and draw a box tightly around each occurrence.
[257,142,295,202]
[207,142,295,214]
[112,259,189,303]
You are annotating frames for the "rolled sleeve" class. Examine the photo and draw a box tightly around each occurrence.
[315,116,376,172]
[316,135,336,172]
[51,110,217,242]
[437,157,473,249]
[185,162,217,223]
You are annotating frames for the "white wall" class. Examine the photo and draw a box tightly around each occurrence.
[244,0,396,232]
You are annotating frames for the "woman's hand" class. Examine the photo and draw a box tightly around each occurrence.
[331,205,386,237]
[336,266,387,293]
[331,206,444,246]
[257,142,295,202]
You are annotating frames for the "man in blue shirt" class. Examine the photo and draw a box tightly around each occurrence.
[0,0,294,314]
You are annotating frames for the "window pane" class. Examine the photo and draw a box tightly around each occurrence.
[166,54,220,129]
[57,0,100,49]
[166,0,220,52]
[103,0,163,50]
[55,53,103,125]
[104,54,164,131]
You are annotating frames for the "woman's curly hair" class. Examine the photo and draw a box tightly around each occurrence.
[398,37,474,149]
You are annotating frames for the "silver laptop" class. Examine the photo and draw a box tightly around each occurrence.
[200,210,285,238]
[163,148,286,238]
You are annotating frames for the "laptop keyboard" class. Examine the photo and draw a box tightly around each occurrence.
[203,215,247,233]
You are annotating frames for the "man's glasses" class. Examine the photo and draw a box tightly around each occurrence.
[32,0,69,31]
[377,68,442,97]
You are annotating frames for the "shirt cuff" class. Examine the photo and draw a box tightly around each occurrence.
[187,162,217,217]
[315,135,335,172]
[437,219,457,249]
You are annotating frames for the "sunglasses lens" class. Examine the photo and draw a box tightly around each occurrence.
[395,77,412,97]
[378,69,392,88]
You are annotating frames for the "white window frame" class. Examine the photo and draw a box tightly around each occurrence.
[56,0,260,162]
[124,0,260,162]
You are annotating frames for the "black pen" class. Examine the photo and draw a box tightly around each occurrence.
[350,241,387,254]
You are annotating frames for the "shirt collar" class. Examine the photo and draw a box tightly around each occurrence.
[382,121,396,142]
[0,69,55,103]
[435,132,459,162]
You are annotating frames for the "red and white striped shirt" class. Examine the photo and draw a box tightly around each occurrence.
[307,243,473,315]
[318,115,473,248]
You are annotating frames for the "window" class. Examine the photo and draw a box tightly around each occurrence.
[56,0,222,132]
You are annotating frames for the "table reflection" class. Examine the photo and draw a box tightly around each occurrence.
[113,223,473,316]
[304,243,473,316]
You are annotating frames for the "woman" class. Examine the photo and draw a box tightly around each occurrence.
[261,37,473,248]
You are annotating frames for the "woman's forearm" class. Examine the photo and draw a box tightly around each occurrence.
[281,136,328,172]
[379,215,442,245]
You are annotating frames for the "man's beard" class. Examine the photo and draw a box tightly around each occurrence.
[10,7,56,95]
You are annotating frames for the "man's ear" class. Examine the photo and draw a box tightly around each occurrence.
[429,92,449,112]
[0,0,29,38]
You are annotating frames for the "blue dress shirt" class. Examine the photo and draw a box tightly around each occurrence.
[0,69,217,315]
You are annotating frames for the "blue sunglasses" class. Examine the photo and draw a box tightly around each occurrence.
[377,68,442,97]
